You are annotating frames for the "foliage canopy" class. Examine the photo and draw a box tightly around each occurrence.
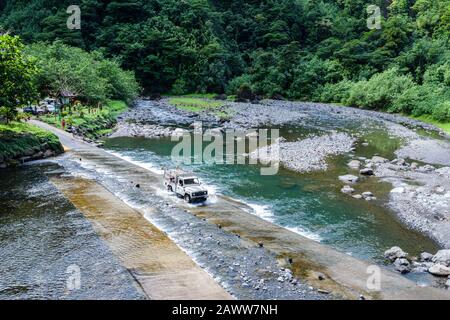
[1,0,449,120]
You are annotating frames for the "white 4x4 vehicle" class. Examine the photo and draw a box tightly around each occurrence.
[164,169,208,203]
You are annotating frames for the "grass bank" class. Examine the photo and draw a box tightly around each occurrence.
[408,114,450,135]
[0,121,63,166]
[40,100,127,140]
[169,97,224,112]
[168,96,234,120]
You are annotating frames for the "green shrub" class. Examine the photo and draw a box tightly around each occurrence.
[0,122,63,159]
[170,79,189,96]
[346,68,414,110]
[424,61,450,86]
[26,42,139,106]
[389,84,427,114]
[318,80,354,104]
[226,75,253,96]
[288,58,345,100]
[432,101,450,122]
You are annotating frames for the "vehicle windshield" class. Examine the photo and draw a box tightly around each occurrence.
[183,178,200,185]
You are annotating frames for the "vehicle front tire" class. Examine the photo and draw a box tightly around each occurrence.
[184,194,192,203]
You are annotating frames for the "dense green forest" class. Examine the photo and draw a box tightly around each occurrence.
[0,0,449,120]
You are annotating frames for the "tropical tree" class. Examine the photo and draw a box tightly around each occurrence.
[0,34,38,122]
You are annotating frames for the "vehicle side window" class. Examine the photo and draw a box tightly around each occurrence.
[179,180,183,186]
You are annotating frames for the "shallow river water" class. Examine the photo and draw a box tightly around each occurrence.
[0,164,144,299]
[102,124,439,263]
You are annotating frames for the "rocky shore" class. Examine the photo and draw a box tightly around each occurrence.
[113,98,447,140]
[0,147,61,169]
[250,132,356,173]
[384,246,450,288]
[377,160,450,248]
[338,153,450,248]
[109,122,174,139]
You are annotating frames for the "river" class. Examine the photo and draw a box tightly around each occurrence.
[102,124,439,263]
[1,102,446,299]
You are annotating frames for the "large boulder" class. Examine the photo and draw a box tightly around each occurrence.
[432,249,450,267]
[360,168,374,176]
[371,156,389,164]
[394,258,411,274]
[420,252,434,262]
[411,262,430,273]
[347,160,361,169]
[338,174,359,184]
[362,191,376,201]
[428,264,450,277]
[341,185,355,195]
[384,246,408,262]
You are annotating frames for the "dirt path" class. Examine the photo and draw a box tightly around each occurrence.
[33,120,450,300]
[29,120,89,151]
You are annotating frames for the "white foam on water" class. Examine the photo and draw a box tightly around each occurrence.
[243,202,273,220]
[106,150,165,175]
[286,226,323,242]
[240,201,322,242]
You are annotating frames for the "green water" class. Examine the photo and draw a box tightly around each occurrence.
[103,127,439,262]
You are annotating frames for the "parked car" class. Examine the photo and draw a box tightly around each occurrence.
[43,104,57,113]
[35,106,46,115]
[23,106,36,115]
[22,105,45,115]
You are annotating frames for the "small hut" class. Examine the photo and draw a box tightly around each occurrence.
[59,90,76,106]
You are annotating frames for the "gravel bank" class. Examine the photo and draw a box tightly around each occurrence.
[375,162,450,248]
[110,122,174,139]
[396,139,450,166]
[250,132,356,173]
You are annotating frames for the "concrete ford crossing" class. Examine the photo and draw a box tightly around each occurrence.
[164,169,208,203]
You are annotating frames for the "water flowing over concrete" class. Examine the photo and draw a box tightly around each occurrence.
[31,120,450,300]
